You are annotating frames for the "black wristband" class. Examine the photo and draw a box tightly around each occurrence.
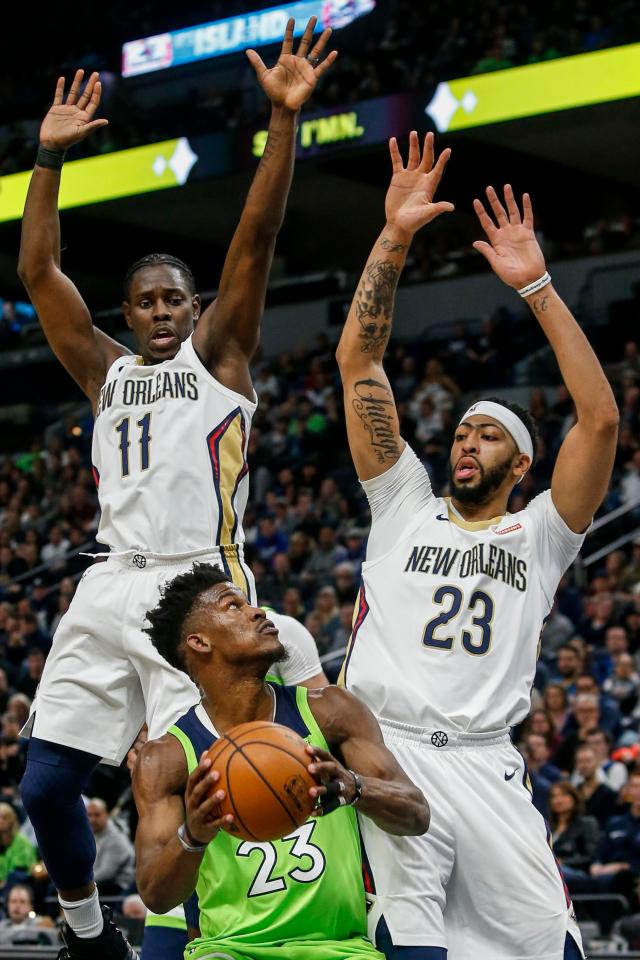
[36,146,67,170]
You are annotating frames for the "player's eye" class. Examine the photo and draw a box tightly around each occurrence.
[169,298,183,305]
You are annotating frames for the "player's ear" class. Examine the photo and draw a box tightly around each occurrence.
[122,300,133,330]
[513,453,531,485]
[186,632,213,654]
[192,294,201,322]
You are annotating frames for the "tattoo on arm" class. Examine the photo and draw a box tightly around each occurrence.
[355,260,400,357]
[379,238,407,253]
[532,295,549,313]
[351,378,400,464]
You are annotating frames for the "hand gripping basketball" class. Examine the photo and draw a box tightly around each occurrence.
[306,744,359,816]
[184,754,236,847]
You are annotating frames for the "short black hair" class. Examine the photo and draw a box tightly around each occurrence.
[476,395,539,465]
[123,254,196,299]
[144,563,230,672]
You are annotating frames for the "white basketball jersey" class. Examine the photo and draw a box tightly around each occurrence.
[92,335,256,554]
[343,445,586,733]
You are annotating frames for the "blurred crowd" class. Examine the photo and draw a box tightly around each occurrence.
[2,0,640,173]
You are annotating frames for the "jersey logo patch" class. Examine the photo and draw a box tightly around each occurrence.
[496,522,522,535]
[431,731,448,748]
[132,554,147,568]
[504,768,518,781]
[435,514,450,522]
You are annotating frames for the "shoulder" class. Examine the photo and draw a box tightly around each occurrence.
[134,734,187,799]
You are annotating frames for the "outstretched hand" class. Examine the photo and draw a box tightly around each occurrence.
[385,131,454,236]
[473,186,546,289]
[40,69,108,152]
[247,16,337,112]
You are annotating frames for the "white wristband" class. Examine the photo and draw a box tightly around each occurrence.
[517,271,551,298]
[177,822,207,853]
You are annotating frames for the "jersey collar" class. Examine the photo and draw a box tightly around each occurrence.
[445,497,505,531]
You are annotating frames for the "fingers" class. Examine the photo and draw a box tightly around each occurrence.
[407,130,420,170]
[306,744,332,762]
[389,136,403,173]
[503,184,521,224]
[65,69,85,107]
[419,131,434,173]
[295,16,316,57]
[430,146,452,185]
[77,72,99,112]
[53,77,65,107]
[314,49,338,79]
[472,240,499,268]
[522,192,534,230]
[78,119,109,140]
[428,201,455,220]
[307,26,332,61]
[473,197,498,239]
[246,48,267,80]
[281,17,295,55]
[485,185,509,227]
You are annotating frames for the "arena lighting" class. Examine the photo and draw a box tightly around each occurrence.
[1,43,639,224]
[425,42,640,132]
[121,0,376,77]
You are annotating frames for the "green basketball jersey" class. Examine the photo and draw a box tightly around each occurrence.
[168,684,383,960]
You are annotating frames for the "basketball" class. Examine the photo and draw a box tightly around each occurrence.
[205,721,319,842]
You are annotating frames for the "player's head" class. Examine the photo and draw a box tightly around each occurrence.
[145,562,285,685]
[449,397,538,507]
[121,254,201,364]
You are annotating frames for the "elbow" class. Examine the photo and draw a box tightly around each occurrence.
[592,404,620,435]
[415,793,430,836]
[17,257,48,290]
[137,873,178,915]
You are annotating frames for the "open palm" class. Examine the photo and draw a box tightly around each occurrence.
[40,70,108,151]
[247,16,337,112]
[473,186,546,289]
[385,131,454,235]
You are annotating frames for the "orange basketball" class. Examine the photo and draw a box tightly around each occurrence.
[205,721,319,842]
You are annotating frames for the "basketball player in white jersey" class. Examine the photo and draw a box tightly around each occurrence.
[336,132,619,959]
[17,22,337,959]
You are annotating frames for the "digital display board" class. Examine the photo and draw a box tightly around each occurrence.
[2,43,638,224]
[425,42,640,132]
[122,0,375,78]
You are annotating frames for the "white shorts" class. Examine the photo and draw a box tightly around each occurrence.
[23,546,255,765]
[362,720,584,960]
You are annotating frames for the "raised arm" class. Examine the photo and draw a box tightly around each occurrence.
[193,17,337,399]
[17,70,129,406]
[336,132,453,480]
[134,737,233,914]
[473,186,619,532]
[307,685,429,836]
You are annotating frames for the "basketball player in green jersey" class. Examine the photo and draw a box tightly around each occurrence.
[133,563,429,960]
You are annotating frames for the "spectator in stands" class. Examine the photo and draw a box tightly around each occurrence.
[87,798,135,896]
[621,450,640,506]
[585,729,628,793]
[40,525,69,574]
[573,744,619,827]
[552,644,583,697]
[588,770,640,929]
[549,782,600,891]
[522,733,563,816]
[554,695,604,772]
[573,673,621,735]
[0,802,37,889]
[603,652,640,715]
[301,525,347,590]
[543,684,571,741]
[540,603,576,659]
[0,883,56,946]
[0,735,26,800]
[16,648,44,699]
[621,538,640,593]
[594,625,631,684]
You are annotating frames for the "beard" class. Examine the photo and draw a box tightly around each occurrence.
[449,454,513,505]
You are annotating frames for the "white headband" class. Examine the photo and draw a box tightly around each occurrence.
[459,400,534,461]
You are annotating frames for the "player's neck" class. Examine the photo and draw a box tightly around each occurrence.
[201,677,274,734]
[449,493,509,523]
